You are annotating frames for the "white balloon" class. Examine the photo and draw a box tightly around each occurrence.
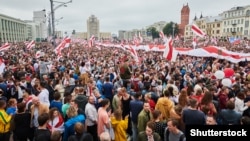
[221,78,232,87]
[214,70,225,79]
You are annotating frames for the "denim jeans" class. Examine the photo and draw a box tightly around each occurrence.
[132,122,138,141]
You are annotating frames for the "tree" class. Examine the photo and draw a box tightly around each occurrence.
[72,30,76,35]
[163,22,179,37]
[147,27,159,39]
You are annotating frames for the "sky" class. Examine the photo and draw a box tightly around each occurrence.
[0,0,250,35]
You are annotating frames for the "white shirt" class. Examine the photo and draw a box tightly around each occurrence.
[38,88,50,107]
[234,97,248,115]
[85,102,98,126]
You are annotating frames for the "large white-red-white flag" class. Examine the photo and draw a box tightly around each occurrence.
[63,37,71,48]
[163,38,173,61]
[0,42,10,51]
[191,23,206,38]
[27,40,35,50]
[54,37,71,55]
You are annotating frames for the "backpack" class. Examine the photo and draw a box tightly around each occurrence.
[164,128,185,141]
[69,132,93,141]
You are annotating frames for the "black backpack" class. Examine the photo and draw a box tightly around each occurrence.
[68,132,93,141]
[164,128,185,141]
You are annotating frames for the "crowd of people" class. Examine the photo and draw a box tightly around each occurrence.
[0,37,250,141]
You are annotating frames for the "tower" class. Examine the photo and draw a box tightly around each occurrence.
[179,3,190,36]
[87,15,100,39]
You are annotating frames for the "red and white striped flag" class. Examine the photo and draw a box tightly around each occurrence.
[128,45,139,62]
[27,40,35,50]
[138,32,143,43]
[35,50,42,58]
[163,37,173,61]
[192,37,198,49]
[159,31,167,42]
[88,35,95,47]
[133,34,139,46]
[159,31,164,38]
[191,23,206,38]
[0,42,10,51]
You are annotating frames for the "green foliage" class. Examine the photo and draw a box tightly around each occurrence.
[147,27,159,39]
[163,22,179,37]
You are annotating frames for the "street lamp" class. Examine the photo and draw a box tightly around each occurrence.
[172,23,175,38]
[50,0,72,44]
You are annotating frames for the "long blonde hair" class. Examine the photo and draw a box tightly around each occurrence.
[66,106,78,118]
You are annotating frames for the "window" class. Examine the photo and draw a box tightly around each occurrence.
[216,30,220,34]
[217,23,220,27]
[246,10,250,17]
[241,19,244,24]
[224,21,226,26]
[245,20,249,28]
[241,27,243,32]
[225,14,227,18]
[244,30,248,35]
[238,19,240,24]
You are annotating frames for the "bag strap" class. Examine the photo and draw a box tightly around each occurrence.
[164,127,170,141]
[179,133,185,141]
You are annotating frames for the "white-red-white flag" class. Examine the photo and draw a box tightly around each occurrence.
[163,37,173,61]
[128,45,139,62]
[191,23,206,38]
[133,34,139,46]
[27,40,35,50]
[63,37,71,48]
[192,37,197,49]
[36,50,42,58]
[138,32,143,43]
[159,31,167,42]
[88,35,95,47]
[0,42,10,51]
[54,37,71,55]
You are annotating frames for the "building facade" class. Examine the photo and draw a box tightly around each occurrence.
[0,13,27,43]
[184,5,250,40]
[33,10,47,40]
[87,15,100,39]
[120,29,147,41]
[25,20,43,41]
[220,5,250,39]
[99,32,111,40]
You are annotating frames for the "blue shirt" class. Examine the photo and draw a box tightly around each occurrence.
[96,80,103,95]
[130,99,143,123]
[102,82,113,99]
[50,100,63,114]
[6,107,16,115]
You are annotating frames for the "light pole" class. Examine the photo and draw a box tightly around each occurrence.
[50,0,72,44]
[172,23,175,38]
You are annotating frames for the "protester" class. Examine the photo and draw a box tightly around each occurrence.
[1,37,250,141]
